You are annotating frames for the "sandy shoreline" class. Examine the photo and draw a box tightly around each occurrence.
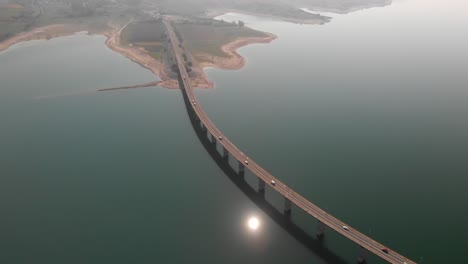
[198,33,277,70]
[0,21,277,90]
[104,20,277,89]
[179,30,276,89]
[0,24,88,53]
[193,32,277,88]
[104,20,179,89]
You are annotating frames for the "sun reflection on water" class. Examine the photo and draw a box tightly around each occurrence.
[247,216,260,231]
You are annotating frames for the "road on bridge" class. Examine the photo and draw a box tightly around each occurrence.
[163,18,415,264]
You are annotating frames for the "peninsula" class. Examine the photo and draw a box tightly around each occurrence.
[0,0,390,89]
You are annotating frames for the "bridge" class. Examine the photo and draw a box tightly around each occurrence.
[163,19,415,264]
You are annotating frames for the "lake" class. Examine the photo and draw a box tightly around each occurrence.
[1,0,467,263]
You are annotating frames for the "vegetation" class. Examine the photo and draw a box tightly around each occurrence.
[121,20,166,44]
[119,17,266,62]
[154,0,389,16]
[0,0,390,43]
[176,22,268,58]
[224,1,327,22]
[0,4,37,41]
[140,42,164,60]
[120,20,167,61]
[0,0,138,42]
[0,0,386,76]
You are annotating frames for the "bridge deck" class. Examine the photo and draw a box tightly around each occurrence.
[164,19,414,264]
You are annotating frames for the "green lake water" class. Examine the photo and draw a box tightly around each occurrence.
[1,0,467,263]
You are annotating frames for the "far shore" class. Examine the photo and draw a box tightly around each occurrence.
[0,19,278,90]
[205,8,329,24]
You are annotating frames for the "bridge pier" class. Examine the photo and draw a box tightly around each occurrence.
[200,121,207,132]
[238,161,245,176]
[357,246,368,264]
[194,114,200,122]
[258,178,266,194]
[284,197,292,216]
[222,146,229,160]
[191,107,199,120]
[208,132,216,145]
[316,220,326,240]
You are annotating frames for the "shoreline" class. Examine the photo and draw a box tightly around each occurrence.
[0,24,89,53]
[0,21,278,90]
[105,20,278,89]
[198,32,277,70]
[104,20,179,89]
[185,31,277,89]
[205,8,329,24]
[301,1,393,14]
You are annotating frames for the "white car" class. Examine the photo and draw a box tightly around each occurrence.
[271,180,276,186]
[342,226,349,231]
[244,160,249,165]
[218,136,223,140]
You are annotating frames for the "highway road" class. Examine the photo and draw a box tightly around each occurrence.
[163,19,415,264]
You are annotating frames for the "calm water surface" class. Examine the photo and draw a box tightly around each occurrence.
[1,0,467,263]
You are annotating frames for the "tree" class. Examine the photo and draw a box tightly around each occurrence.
[238,20,245,27]
[70,0,93,17]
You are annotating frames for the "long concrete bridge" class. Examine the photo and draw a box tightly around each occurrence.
[163,19,415,264]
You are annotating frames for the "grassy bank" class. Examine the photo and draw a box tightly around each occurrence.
[176,22,268,57]
[120,20,166,61]
[0,4,36,41]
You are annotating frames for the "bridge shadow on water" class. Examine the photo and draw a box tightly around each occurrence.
[179,86,350,264]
